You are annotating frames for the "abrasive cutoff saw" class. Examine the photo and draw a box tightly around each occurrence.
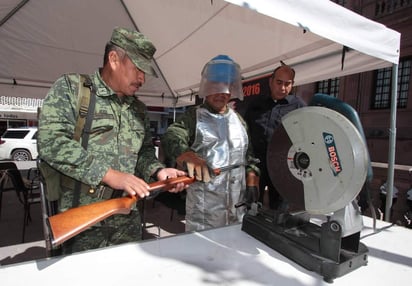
[242,94,371,283]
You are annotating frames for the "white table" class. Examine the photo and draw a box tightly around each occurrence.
[0,217,410,285]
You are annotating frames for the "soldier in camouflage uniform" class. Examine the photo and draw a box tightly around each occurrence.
[38,27,186,255]
[161,55,260,232]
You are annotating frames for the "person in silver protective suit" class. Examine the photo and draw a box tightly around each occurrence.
[161,55,260,232]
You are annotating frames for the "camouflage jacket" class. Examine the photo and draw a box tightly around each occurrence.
[161,102,260,175]
[38,70,163,190]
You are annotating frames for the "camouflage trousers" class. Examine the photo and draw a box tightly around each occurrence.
[59,187,142,255]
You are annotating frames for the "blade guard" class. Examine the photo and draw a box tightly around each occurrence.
[267,106,369,215]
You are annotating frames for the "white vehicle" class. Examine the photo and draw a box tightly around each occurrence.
[0,127,38,161]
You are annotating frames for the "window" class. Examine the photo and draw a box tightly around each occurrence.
[1,130,30,139]
[372,58,410,109]
[316,78,340,98]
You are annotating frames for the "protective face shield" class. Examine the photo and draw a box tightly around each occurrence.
[198,55,244,100]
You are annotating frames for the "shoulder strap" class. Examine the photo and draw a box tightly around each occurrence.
[79,75,96,149]
[72,74,96,207]
[73,74,94,142]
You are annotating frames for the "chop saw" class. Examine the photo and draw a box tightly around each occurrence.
[242,105,369,283]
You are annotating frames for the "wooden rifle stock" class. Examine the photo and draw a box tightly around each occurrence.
[48,176,195,247]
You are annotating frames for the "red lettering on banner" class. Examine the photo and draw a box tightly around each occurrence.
[242,83,261,97]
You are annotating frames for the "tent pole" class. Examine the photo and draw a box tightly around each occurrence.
[384,64,398,222]
[0,0,29,27]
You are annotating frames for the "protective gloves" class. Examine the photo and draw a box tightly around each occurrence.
[245,172,259,207]
[176,151,211,182]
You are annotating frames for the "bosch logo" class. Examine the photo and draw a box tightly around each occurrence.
[328,146,342,173]
[324,134,334,144]
[322,132,342,176]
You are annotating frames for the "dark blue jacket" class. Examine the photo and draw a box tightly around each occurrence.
[245,94,306,165]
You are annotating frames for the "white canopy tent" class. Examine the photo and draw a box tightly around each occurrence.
[0,0,400,219]
[0,0,399,107]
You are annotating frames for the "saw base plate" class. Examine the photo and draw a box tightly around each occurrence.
[242,209,368,283]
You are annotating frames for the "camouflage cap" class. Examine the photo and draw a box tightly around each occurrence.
[110,27,157,77]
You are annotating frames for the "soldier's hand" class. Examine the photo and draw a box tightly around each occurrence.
[102,168,150,198]
[154,168,188,193]
[176,151,211,182]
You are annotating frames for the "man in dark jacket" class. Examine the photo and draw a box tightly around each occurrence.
[245,65,306,210]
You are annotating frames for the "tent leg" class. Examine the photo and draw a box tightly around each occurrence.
[384,64,398,222]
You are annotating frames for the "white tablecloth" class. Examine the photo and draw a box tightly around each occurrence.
[0,217,410,285]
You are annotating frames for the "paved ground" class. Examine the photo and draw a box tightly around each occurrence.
[0,189,186,266]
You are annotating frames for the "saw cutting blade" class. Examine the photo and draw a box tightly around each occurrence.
[266,106,369,215]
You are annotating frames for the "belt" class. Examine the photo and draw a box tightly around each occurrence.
[61,174,123,200]
[87,185,123,199]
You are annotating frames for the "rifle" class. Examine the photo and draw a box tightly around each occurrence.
[47,176,196,247]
